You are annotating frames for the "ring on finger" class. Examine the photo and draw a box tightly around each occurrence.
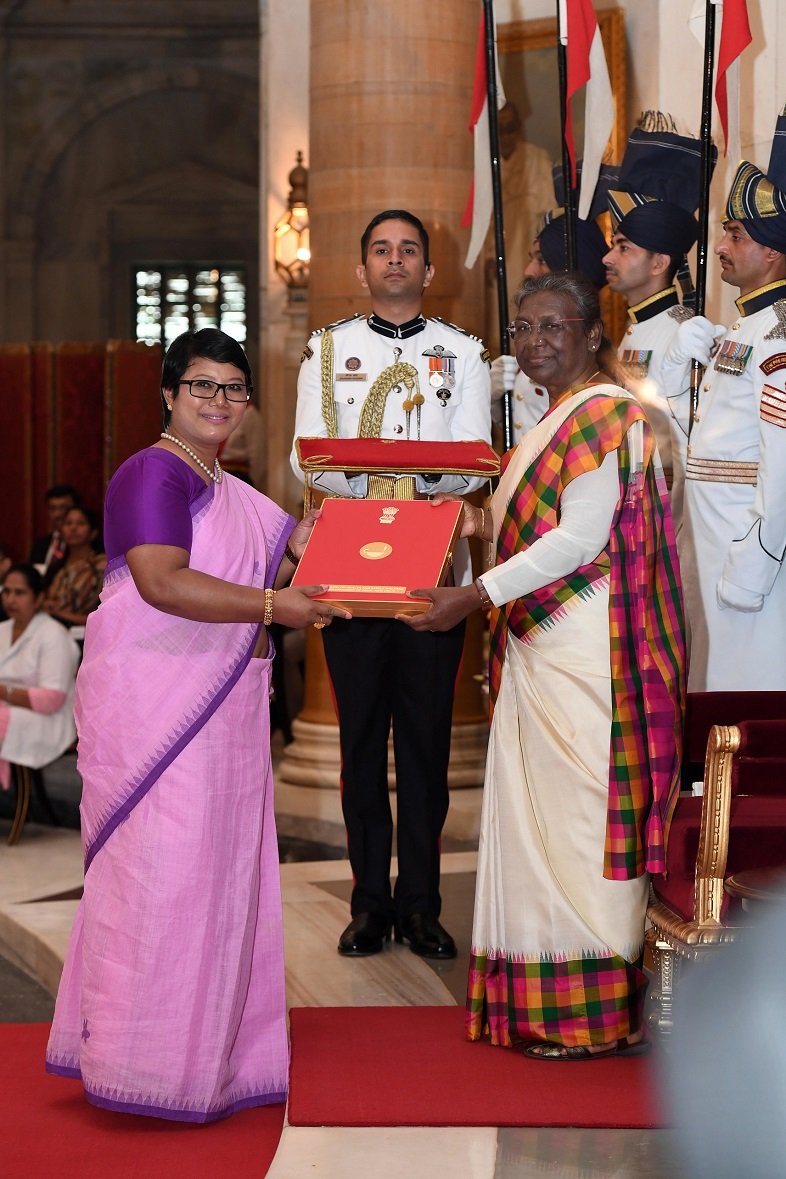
[313,617,326,630]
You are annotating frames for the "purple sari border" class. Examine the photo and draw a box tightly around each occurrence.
[45,1058,81,1079]
[46,1057,285,1122]
[83,1088,286,1124]
[267,514,296,589]
[83,631,258,873]
[103,555,130,582]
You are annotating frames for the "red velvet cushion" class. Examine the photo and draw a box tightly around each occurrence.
[685,694,786,763]
[652,797,702,920]
[652,797,786,921]
[733,759,786,796]
[737,718,786,763]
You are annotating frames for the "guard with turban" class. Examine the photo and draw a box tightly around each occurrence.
[680,104,786,694]
[603,113,721,524]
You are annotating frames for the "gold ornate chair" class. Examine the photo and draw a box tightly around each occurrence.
[646,700,786,1037]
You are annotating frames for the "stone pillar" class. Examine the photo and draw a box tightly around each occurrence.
[278,0,489,793]
[308,0,485,336]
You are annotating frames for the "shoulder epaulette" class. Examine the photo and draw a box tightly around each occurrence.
[309,312,365,339]
[667,305,693,323]
[430,315,486,346]
[764,300,786,343]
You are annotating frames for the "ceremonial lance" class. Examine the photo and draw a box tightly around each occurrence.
[482,0,515,452]
[556,0,579,271]
[690,0,718,436]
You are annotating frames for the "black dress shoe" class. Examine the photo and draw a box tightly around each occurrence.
[337,913,392,957]
[394,913,457,959]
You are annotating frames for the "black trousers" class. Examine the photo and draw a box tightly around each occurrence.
[322,615,465,919]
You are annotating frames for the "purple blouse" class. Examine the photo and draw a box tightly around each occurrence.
[104,449,209,562]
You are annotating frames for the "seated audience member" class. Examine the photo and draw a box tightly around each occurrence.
[0,563,80,791]
[43,506,106,628]
[29,484,81,572]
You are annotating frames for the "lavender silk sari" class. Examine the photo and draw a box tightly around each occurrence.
[46,453,293,1122]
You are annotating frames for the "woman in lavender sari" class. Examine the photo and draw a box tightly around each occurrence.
[46,329,349,1121]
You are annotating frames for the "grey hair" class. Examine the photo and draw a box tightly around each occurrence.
[513,270,601,326]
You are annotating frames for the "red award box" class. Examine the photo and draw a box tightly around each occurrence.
[295,436,500,479]
[290,498,464,616]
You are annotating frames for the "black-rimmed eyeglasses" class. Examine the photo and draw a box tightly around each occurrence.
[507,318,587,341]
[179,379,252,403]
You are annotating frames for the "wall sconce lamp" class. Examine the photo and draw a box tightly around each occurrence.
[274,151,310,300]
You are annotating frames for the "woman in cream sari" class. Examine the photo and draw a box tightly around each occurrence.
[401,273,684,1059]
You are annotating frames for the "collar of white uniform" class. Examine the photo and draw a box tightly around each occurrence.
[367,312,427,339]
[626,285,679,324]
[735,278,786,317]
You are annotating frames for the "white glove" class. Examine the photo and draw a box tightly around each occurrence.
[663,316,725,369]
[490,354,520,402]
[717,576,764,613]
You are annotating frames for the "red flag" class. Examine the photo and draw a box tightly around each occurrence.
[460,13,487,233]
[562,0,592,184]
[561,0,614,218]
[715,0,751,156]
[461,9,506,268]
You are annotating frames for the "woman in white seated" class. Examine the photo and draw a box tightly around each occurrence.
[0,563,80,791]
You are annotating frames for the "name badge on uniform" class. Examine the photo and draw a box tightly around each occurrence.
[620,348,652,380]
[337,356,367,381]
[714,340,753,376]
[422,343,456,405]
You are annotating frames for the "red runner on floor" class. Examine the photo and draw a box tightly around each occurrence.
[4,1024,284,1179]
[288,1006,666,1128]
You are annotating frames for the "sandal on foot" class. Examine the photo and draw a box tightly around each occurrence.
[519,1036,651,1061]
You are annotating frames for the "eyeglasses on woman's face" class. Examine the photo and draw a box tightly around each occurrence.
[507,318,587,341]
[179,379,252,403]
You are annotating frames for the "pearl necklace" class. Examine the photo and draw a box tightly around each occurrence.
[160,432,223,483]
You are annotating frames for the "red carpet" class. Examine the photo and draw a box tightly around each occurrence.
[4,1024,284,1178]
[288,1006,666,1128]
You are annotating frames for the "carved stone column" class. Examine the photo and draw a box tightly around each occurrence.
[278,0,489,794]
[308,0,484,336]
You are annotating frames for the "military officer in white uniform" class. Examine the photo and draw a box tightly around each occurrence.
[291,210,491,961]
[603,120,720,527]
[680,108,786,691]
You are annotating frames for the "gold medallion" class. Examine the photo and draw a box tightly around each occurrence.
[360,541,393,560]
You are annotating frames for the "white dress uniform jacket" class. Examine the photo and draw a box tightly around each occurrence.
[617,287,693,526]
[291,313,492,585]
[680,280,786,690]
[491,369,549,445]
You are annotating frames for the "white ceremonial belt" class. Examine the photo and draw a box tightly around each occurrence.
[685,456,759,485]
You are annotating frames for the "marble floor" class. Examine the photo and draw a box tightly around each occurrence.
[0,785,688,1178]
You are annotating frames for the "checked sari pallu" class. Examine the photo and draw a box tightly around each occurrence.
[467,385,685,1049]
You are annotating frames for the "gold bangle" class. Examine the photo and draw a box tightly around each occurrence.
[263,588,275,627]
[479,507,486,539]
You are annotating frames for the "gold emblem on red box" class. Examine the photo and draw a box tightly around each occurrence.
[360,542,393,560]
